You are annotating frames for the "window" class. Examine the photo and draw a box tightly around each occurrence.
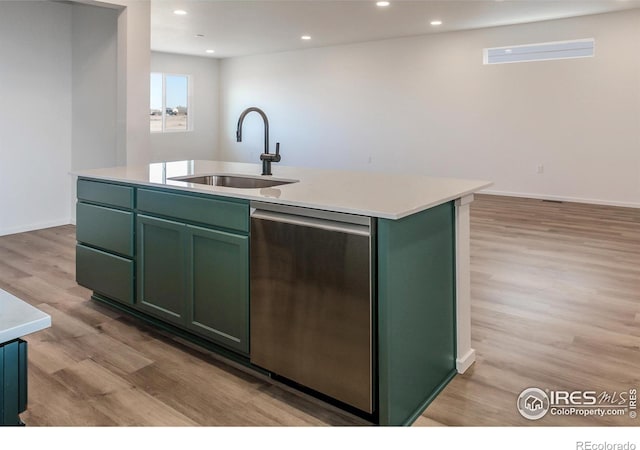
[483,38,595,65]
[150,73,191,132]
[149,161,194,184]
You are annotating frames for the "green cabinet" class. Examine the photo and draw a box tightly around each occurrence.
[76,179,134,305]
[76,244,134,304]
[76,179,250,355]
[75,177,457,425]
[138,189,248,233]
[136,214,249,354]
[77,179,133,209]
[76,203,134,257]
[1,339,28,426]
[377,201,456,425]
[186,225,249,353]
[137,215,187,325]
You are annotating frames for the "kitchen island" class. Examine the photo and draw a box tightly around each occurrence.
[0,289,52,425]
[72,160,490,426]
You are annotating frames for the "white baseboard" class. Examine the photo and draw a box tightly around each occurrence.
[482,189,640,209]
[456,348,476,374]
[0,219,73,237]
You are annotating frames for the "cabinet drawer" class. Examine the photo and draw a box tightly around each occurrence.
[137,189,248,232]
[76,203,134,257]
[77,179,133,209]
[76,244,134,304]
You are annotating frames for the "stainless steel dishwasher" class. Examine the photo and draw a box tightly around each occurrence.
[250,201,373,413]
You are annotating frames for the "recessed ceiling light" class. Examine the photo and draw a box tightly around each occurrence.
[376,1,390,6]
[430,20,443,26]
[205,49,215,54]
[301,35,311,40]
[173,10,187,15]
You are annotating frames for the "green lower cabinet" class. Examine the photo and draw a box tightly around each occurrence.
[137,215,188,325]
[186,225,249,354]
[75,196,135,305]
[136,214,249,354]
[76,202,134,257]
[377,201,457,425]
[1,339,28,426]
[77,244,134,305]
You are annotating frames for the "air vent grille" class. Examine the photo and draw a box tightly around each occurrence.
[484,39,595,65]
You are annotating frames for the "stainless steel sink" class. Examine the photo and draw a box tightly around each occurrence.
[169,174,297,189]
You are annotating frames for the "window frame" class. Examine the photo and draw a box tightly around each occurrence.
[150,72,193,133]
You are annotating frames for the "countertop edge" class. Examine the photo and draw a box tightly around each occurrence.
[0,316,52,345]
[71,163,493,219]
[390,182,493,219]
[1,289,53,344]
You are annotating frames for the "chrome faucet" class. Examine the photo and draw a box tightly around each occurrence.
[236,107,281,176]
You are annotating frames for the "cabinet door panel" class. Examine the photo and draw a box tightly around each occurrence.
[137,215,186,324]
[187,225,249,354]
[0,339,28,426]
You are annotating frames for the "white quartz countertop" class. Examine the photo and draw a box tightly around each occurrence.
[0,289,52,344]
[72,160,492,219]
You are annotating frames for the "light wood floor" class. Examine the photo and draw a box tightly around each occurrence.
[1,194,638,426]
[419,195,640,426]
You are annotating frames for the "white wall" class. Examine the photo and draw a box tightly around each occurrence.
[114,0,151,166]
[70,3,119,223]
[219,10,640,207]
[94,0,151,166]
[0,0,148,235]
[72,4,118,171]
[0,2,72,236]
[150,52,220,162]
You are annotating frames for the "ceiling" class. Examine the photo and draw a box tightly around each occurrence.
[151,0,640,58]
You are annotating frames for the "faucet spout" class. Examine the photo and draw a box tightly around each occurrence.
[236,107,269,155]
[236,107,281,176]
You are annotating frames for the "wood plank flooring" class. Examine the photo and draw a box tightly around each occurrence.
[0,194,638,426]
[421,195,640,426]
[0,226,364,426]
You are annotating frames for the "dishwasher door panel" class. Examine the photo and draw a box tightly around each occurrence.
[250,215,372,413]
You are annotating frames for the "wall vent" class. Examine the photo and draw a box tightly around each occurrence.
[483,38,595,65]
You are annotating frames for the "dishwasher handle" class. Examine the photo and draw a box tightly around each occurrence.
[251,209,370,237]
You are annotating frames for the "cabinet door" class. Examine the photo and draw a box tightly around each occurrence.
[186,224,249,354]
[137,215,187,325]
[0,339,28,426]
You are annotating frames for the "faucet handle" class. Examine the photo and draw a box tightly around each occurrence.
[274,142,281,162]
